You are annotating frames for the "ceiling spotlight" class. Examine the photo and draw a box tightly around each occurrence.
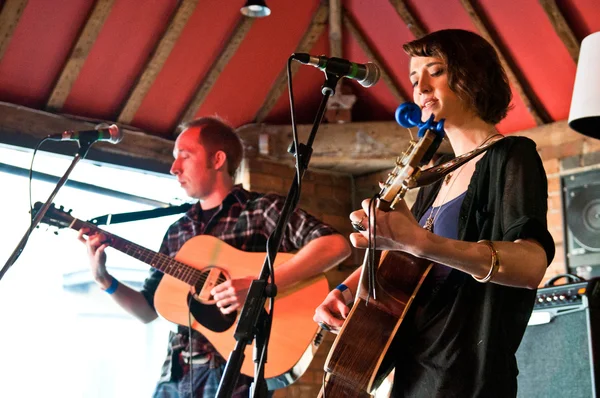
[241,0,271,18]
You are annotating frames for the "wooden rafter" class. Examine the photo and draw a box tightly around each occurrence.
[459,0,551,125]
[254,3,329,123]
[2,101,594,175]
[0,0,28,61]
[0,101,174,168]
[343,11,407,103]
[117,0,198,124]
[388,0,427,39]
[178,16,254,127]
[538,0,579,63]
[329,0,342,58]
[45,0,116,111]
[238,120,451,174]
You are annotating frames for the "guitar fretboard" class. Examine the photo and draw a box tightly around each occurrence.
[71,219,220,288]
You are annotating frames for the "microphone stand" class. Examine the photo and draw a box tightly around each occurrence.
[0,138,95,282]
[216,72,342,398]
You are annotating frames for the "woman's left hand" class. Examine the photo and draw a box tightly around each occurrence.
[349,198,425,255]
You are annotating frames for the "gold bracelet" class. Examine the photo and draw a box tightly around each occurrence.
[473,240,500,283]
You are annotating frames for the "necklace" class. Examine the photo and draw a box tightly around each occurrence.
[424,132,502,232]
[424,163,466,232]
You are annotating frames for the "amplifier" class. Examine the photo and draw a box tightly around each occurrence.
[516,278,600,397]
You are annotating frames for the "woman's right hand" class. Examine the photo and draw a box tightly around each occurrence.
[77,227,112,289]
[313,289,351,334]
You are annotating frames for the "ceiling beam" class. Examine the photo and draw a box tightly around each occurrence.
[117,0,198,125]
[0,0,28,61]
[388,0,427,39]
[458,0,551,125]
[538,0,579,63]
[45,0,116,112]
[329,0,342,58]
[236,120,453,174]
[254,3,329,123]
[343,11,407,103]
[0,101,174,172]
[178,16,254,128]
[2,101,589,176]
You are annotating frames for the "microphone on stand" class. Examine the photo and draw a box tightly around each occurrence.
[292,53,381,87]
[47,124,123,144]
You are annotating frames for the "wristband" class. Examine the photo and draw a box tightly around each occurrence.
[335,283,353,305]
[104,277,119,295]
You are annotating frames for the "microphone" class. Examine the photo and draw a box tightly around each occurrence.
[47,124,123,144]
[292,53,380,87]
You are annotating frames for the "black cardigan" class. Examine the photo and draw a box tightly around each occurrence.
[391,136,555,398]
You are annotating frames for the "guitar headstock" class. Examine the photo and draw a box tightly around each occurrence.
[378,103,447,210]
[33,202,75,230]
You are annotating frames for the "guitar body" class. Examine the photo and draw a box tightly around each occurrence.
[321,250,432,396]
[154,235,330,382]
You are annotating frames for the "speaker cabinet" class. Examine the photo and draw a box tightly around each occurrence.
[516,279,600,398]
[561,169,600,279]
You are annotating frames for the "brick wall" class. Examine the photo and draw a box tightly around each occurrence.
[541,158,565,284]
[243,156,357,397]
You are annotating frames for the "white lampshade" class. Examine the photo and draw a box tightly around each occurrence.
[569,31,600,139]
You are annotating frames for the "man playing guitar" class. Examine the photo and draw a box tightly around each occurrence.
[78,117,351,397]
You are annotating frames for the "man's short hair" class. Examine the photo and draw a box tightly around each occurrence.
[178,117,244,177]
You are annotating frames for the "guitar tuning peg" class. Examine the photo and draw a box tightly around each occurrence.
[68,209,73,214]
[53,231,59,236]
[59,205,64,211]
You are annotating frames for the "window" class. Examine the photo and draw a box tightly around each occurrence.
[0,145,189,397]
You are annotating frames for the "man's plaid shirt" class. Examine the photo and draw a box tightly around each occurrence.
[141,185,337,382]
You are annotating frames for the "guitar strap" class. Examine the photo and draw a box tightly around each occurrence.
[89,202,193,226]
[413,136,505,188]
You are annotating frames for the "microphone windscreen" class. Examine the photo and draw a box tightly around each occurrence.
[358,63,380,88]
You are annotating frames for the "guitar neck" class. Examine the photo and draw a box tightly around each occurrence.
[69,218,201,287]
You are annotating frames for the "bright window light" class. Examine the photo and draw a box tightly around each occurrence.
[0,145,190,398]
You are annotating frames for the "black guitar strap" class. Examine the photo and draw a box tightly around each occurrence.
[413,136,505,188]
[89,202,193,226]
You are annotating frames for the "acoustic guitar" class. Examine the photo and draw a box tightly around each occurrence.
[36,203,329,389]
[320,110,446,397]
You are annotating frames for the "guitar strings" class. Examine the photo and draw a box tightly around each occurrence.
[83,221,227,289]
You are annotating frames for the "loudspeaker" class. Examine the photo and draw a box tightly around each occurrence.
[562,169,600,279]
[516,278,600,398]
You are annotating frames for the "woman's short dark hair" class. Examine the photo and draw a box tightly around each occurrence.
[403,29,512,124]
[178,117,244,177]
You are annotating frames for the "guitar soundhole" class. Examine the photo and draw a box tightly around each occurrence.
[188,293,237,333]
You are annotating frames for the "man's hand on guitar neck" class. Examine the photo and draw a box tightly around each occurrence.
[78,228,112,289]
[77,227,158,324]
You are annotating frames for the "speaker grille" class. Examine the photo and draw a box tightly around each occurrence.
[562,169,600,279]
[516,280,599,397]
[516,308,594,397]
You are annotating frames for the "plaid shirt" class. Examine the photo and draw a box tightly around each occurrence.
[141,185,337,383]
